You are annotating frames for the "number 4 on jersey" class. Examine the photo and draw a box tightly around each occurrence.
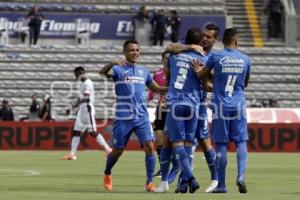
[225,75,237,97]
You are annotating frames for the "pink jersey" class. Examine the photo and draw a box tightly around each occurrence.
[148,68,167,104]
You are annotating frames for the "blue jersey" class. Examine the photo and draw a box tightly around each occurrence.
[167,51,206,105]
[205,48,251,111]
[112,64,153,119]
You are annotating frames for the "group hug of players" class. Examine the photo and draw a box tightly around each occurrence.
[61,23,251,194]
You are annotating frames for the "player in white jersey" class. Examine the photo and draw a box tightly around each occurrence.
[61,66,112,160]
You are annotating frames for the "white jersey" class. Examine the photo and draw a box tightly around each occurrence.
[79,79,94,105]
[74,78,96,133]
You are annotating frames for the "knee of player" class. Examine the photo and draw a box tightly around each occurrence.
[72,130,81,137]
[199,138,213,151]
[89,131,98,138]
[143,141,155,154]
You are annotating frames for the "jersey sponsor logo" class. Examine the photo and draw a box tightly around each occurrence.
[124,76,145,83]
[219,56,245,73]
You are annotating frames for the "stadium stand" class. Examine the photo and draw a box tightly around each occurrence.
[0,44,300,120]
[0,0,299,120]
[0,0,226,14]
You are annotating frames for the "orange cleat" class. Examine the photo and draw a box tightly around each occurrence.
[104,174,113,191]
[60,154,77,160]
[145,182,156,192]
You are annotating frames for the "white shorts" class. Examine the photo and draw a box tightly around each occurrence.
[73,103,96,133]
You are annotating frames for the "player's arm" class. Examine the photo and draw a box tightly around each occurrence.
[165,43,204,54]
[148,80,168,94]
[72,98,81,109]
[191,60,211,79]
[244,74,250,88]
[244,58,251,88]
[99,58,126,78]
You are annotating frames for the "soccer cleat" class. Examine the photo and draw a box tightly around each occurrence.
[205,180,218,193]
[153,170,162,177]
[144,182,156,192]
[188,178,200,193]
[167,167,180,184]
[212,186,227,193]
[179,180,189,193]
[60,154,77,160]
[103,174,113,191]
[154,181,169,193]
[236,180,247,193]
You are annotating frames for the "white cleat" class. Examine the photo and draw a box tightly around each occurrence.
[154,181,169,193]
[205,180,218,193]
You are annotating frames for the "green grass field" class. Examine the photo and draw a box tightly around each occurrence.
[0,151,300,200]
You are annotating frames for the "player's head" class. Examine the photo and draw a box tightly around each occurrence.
[162,52,169,67]
[170,10,177,17]
[73,66,85,80]
[2,99,8,108]
[222,27,239,47]
[31,94,37,101]
[185,27,202,45]
[201,23,220,51]
[123,39,140,64]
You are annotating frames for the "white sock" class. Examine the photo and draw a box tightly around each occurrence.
[95,133,111,152]
[71,136,80,156]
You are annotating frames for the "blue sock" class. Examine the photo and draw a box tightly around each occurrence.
[178,146,193,182]
[104,154,118,175]
[160,147,172,181]
[174,145,194,180]
[184,146,193,166]
[168,154,180,183]
[145,154,156,184]
[204,148,218,180]
[215,143,227,188]
[236,141,248,181]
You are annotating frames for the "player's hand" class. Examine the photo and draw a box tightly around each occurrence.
[112,58,127,66]
[191,59,204,73]
[191,44,205,55]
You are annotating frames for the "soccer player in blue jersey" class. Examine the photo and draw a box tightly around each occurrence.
[163,23,220,193]
[99,40,168,192]
[156,27,205,194]
[192,28,251,193]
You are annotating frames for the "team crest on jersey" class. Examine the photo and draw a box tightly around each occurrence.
[138,69,144,75]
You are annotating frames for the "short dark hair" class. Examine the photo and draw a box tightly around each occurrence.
[222,27,238,45]
[171,10,177,15]
[204,23,220,38]
[123,39,139,50]
[162,51,168,59]
[73,66,85,73]
[185,27,202,45]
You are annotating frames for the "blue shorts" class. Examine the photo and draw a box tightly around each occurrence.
[165,103,197,143]
[211,109,248,143]
[112,116,154,149]
[195,104,209,140]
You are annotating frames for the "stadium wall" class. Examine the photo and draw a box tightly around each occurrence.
[0,121,300,152]
[0,12,225,45]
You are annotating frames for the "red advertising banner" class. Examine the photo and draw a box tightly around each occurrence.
[0,121,300,152]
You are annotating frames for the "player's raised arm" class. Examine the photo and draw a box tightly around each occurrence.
[99,58,127,78]
[165,43,204,55]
